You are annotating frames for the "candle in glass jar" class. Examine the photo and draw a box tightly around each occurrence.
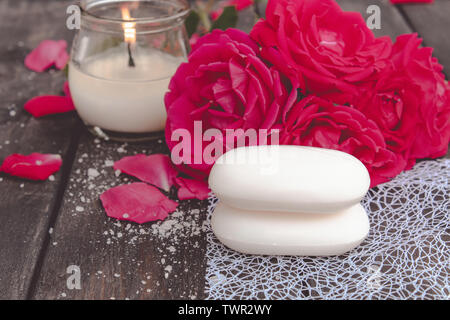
[69,45,184,133]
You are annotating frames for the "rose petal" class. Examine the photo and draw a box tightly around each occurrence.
[175,177,211,200]
[24,95,75,117]
[114,154,178,192]
[54,50,70,70]
[25,40,69,72]
[0,153,62,180]
[63,81,75,108]
[100,183,178,224]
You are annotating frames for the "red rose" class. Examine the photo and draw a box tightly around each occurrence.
[357,34,450,160]
[280,96,406,187]
[165,29,297,179]
[250,0,392,97]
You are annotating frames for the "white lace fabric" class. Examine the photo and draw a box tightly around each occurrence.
[205,159,450,300]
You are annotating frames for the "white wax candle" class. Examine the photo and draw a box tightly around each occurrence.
[69,46,183,133]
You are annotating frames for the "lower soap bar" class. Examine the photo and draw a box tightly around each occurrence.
[211,203,369,256]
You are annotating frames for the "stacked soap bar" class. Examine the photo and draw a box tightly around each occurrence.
[208,145,371,256]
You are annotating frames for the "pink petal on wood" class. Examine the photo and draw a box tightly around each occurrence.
[24,95,75,117]
[175,177,211,200]
[54,50,70,69]
[100,183,178,224]
[0,153,62,181]
[24,40,69,72]
[63,81,75,108]
[114,154,178,192]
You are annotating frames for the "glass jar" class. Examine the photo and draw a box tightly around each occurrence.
[69,0,190,142]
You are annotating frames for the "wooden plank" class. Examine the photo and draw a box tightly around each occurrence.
[256,0,411,39]
[337,0,411,39]
[237,6,257,34]
[0,0,78,299]
[31,1,260,300]
[398,0,450,75]
[31,134,210,300]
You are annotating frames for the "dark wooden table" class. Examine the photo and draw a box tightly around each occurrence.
[0,0,448,300]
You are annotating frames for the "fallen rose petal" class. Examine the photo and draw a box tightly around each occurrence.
[114,154,178,192]
[175,177,211,200]
[63,81,71,98]
[24,95,75,117]
[25,40,69,72]
[100,183,178,224]
[63,81,75,108]
[54,50,70,70]
[0,153,62,180]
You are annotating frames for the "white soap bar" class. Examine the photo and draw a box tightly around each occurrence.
[211,202,369,256]
[209,145,370,213]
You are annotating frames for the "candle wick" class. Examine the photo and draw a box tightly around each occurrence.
[127,43,135,67]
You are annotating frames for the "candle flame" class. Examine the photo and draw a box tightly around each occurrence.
[121,6,136,44]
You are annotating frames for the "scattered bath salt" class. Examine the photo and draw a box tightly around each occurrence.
[104,160,114,167]
[48,175,55,181]
[9,110,16,117]
[56,140,207,299]
[75,206,84,212]
[5,140,10,145]
[61,292,66,298]
[49,228,53,234]
[0,177,3,182]
[123,213,129,219]
[167,246,176,253]
[20,183,24,188]
[88,168,100,178]
[53,242,58,246]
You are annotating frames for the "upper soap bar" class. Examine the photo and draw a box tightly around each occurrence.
[209,145,370,214]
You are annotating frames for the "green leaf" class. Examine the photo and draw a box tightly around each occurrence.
[211,6,238,31]
[185,10,200,38]
[63,63,69,78]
